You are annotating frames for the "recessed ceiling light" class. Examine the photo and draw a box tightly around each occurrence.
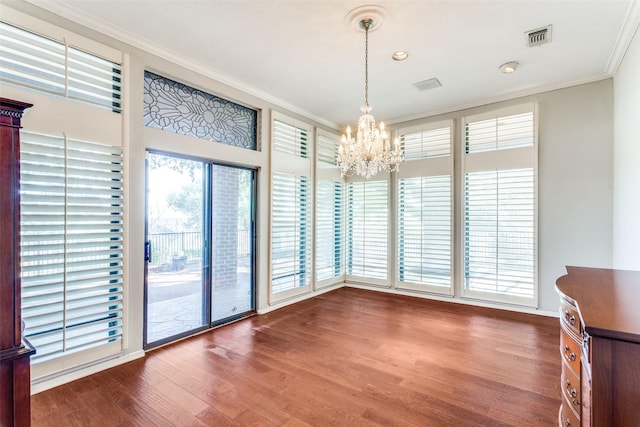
[392,51,408,61]
[499,61,519,74]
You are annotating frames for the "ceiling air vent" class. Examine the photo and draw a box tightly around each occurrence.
[526,25,552,47]
[414,78,442,91]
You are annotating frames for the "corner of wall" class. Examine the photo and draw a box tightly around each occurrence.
[613,19,640,270]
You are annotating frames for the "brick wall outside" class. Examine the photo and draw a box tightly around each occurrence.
[212,165,239,289]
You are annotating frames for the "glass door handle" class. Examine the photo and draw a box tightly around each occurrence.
[145,241,152,262]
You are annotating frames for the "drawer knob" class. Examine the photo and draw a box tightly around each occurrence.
[564,310,577,325]
[564,418,571,427]
[564,344,577,361]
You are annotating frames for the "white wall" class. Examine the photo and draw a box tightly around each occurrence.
[537,80,614,309]
[613,26,640,270]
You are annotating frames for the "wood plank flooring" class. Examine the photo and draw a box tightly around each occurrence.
[31,288,561,426]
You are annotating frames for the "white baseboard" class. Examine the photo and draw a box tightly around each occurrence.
[345,282,559,318]
[258,283,343,315]
[31,350,145,394]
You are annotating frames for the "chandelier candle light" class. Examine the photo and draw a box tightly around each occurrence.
[338,17,403,178]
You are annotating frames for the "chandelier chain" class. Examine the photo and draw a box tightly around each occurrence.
[364,19,369,107]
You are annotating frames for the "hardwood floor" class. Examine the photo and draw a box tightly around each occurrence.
[31,288,561,426]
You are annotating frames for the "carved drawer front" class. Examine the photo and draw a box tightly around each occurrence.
[561,360,581,419]
[560,327,581,376]
[560,297,581,337]
[559,399,580,427]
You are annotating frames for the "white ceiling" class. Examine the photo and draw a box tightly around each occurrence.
[21,0,636,128]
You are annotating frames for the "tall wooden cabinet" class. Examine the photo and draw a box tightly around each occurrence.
[0,98,35,427]
[556,266,640,427]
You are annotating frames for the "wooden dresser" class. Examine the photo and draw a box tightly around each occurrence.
[555,267,640,427]
[0,98,35,426]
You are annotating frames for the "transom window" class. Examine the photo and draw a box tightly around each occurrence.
[0,21,123,113]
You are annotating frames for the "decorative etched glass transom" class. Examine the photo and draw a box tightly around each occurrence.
[143,71,257,150]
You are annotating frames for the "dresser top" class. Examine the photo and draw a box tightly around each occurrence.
[556,266,640,343]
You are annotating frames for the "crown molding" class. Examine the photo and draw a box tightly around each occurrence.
[22,0,339,130]
[606,0,640,75]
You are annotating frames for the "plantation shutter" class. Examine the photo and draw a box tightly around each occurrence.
[466,111,534,152]
[0,21,122,112]
[401,126,450,160]
[347,179,388,283]
[273,118,308,158]
[20,131,124,362]
[316,180,345,282]
[0,21,65,93]
[315,130,345,285]
[270,113,313,300]
[316,132,338,165]
[67,47,122,111]
[462,105,537,306]
[271,172,311,292]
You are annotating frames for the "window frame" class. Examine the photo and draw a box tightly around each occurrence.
[459,103,539,307]
[345,175,390,287]
[21,128,128,379]
[314,128,346,289]
[3,7,128,380]
[395,119,454,295]
[269,111,314,303]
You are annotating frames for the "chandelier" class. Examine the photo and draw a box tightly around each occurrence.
[337,17,403,179]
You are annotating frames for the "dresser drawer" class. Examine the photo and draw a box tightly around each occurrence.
[559,399,580,427]
[561,359,581,418]
[560,296,582,337]
[560,327,581,376]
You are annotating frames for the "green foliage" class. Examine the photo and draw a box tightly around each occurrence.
[166,183,203,231]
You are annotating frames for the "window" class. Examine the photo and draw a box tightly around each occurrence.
[0,21,122,112]
[3,11,126,378]
[270,113,313,300]
[397,122,453,293]
[20,132,124,362]
[315,130,345,285]
[143,71,257,150]
[347,179,388,283]
[462,105,537,306]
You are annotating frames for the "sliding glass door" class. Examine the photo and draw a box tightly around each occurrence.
[145,152,255,348]
[145,154,208,346]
